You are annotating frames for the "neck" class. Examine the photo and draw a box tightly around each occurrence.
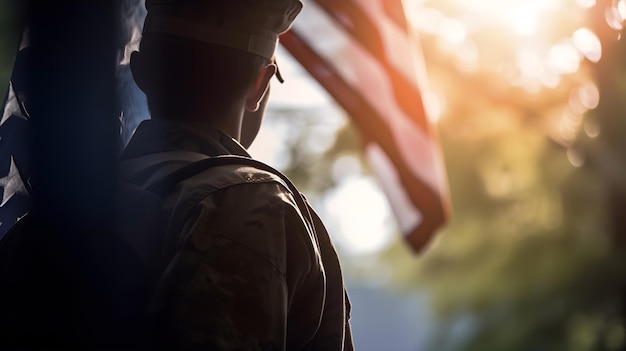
[209,113,242,141]
[150,105,245,142]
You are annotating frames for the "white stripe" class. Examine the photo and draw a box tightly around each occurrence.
[353,0,436,119]
[351,0,424,91]
[366,143,422,234]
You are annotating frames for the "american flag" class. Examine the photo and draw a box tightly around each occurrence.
[0,0,449,252]
[281,0,449,252]
[0,33,32,239]
[0,2,132,239]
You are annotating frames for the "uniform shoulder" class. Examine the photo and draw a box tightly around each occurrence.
[183,161,291,195]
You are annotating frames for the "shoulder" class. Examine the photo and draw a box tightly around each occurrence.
[165,162,322,277]
[181,161,291,198]
[164,160,311,246]
[184,163,307,235]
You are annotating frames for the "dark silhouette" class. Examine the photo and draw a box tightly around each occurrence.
[0,1,353,350]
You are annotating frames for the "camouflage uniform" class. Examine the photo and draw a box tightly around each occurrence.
[119,119,354,350]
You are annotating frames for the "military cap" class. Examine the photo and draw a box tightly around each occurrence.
[143,0,303,60]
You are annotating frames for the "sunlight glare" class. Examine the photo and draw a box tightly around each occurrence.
[567,147,585,167]
[578,82,600,110]
[449,0,558,36]
[510,5,540,36]
[569,88,590,115]
[559,110,583,143]
[422,92,445,123]
[406,6,445,35]
[619,0,626,20]
[584,119,601,138]
[324,177,395,255]
[454,41,479,73]
[605,6,624,30]
[517,49,541,77]
[576,0,596,8]
[572,28,602,63]
[516,49,544,89]
[440,18,466,44]
[540,67,561,89]
[548,40,581,75]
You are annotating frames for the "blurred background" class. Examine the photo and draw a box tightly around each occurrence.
[255,0,626,349]
[2,0,626,350]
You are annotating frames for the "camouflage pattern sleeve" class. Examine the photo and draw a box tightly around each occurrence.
[303,205,355,351]
[151,180,326,350]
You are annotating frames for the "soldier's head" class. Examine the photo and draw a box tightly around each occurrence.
[130,0,302,132]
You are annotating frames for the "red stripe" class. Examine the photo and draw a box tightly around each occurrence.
[313,0,430,131]
[383,0,410,32]
[281,30,446,252]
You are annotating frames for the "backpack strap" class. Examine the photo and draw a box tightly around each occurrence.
[118,151,209,187]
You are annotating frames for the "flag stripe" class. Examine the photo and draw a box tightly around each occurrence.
[281,30,446,251]
[314,0,430,130]
[383,0,410,31]
[291,1,442,195]
[366,143,423,234]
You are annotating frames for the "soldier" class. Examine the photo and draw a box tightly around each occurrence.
[118,0,354,349]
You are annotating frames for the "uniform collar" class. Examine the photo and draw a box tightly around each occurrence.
[120,118,251,160]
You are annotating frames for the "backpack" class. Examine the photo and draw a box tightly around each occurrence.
[0,152,313,349]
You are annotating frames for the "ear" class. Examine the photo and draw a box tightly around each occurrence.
[245,63,277,112]
[130,51,148,93]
